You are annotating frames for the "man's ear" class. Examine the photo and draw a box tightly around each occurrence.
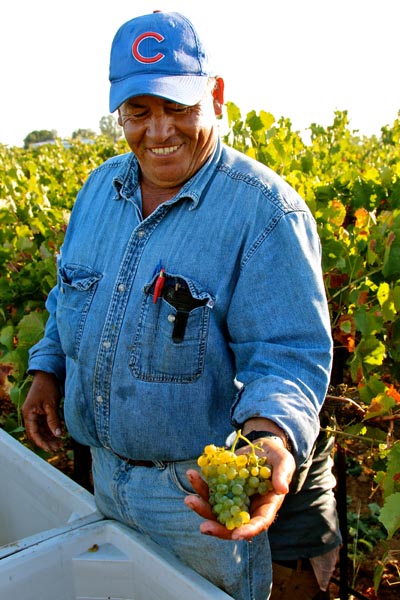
[213,77,225,116]
[117,109,123,127]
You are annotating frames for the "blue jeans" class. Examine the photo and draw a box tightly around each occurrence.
[91,447,272,600]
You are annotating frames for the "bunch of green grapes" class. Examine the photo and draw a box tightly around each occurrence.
[197,431,272,530]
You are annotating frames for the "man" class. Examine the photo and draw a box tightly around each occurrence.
[22,11,339,600]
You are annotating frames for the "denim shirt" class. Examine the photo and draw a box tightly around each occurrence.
[28,138,332,466]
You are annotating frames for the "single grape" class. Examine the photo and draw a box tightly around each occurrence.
[238,467,250,479]
[260,465,272,479]
[248,476,260,489]
[231,483,244,496]
[257,480,271,495]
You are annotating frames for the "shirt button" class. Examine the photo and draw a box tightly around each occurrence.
[103,340,111,349]
[137,230,145,238]
[168,314,176,322]
[96,395,103,403]
[118,283,126,292]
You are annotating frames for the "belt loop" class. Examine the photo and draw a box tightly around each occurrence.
[154,459,167,470]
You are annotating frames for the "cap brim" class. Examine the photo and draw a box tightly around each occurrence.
[109,74,210,113]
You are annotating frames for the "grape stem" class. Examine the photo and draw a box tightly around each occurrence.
[232,430,263,458]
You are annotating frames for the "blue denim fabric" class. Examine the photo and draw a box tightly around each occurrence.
[28,138,332,466]
[91,447,272,600]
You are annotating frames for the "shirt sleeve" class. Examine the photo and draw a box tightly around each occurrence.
[229,209,332,466]
[28,274,66,383]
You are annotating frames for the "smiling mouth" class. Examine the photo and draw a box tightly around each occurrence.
[149,145,181,156]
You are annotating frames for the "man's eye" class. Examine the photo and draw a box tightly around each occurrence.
[130,110,147,118]
[121,111,146,121]
[169,105,190,113]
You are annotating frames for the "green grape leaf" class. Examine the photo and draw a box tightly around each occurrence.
[382,442,400,498]
[378,492,400,538]
[0,324,14,352]
[225,102,242,127]
[382,234,400,278]
[393,285,400,311]
[17,312,47,348]
[363,393,395,420]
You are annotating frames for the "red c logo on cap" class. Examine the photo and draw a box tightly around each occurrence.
[132,32,165,64]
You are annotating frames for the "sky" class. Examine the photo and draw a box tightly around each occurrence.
[1,0,399,147]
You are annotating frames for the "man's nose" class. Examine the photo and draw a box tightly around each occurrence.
[147,112,175,139]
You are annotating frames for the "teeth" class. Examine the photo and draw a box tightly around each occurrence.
[150,146,180,156]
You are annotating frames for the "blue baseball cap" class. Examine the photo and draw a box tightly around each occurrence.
[109,11,217,113]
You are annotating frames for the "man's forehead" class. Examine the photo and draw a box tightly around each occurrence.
[121,95,197,109]
[124,95,186,104]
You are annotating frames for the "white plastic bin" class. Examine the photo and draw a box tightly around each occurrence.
[0,428,102,559]
[0,519,234,600]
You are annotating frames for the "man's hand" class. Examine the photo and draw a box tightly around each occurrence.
[184,435,296,541]
[21,371,64,453]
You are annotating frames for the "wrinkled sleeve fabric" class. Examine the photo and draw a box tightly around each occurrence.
[229,209,332,466]
[28,268,66,383]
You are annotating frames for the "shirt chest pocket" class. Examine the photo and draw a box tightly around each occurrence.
[56,264,102,359]
[129,274,215,383]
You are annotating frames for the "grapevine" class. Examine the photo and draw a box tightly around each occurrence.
[1,108,400,592]
[197,430,273,530]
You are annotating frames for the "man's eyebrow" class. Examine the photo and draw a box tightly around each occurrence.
[123,99,187,108]
[124,100,146,108]
[166,100,190,107]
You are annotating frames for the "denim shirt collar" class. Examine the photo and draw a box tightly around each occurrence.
[112,137,223,210]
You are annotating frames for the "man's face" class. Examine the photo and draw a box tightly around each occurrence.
[118,79,223,191]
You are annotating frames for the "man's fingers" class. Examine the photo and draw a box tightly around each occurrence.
[21,371,63,451]
[24,410,63,453]
[231,491,286,540]
[230,517,269,541]
[184,494,215,520]
[186,469,209,501]
[23,413,43,443]
[24,424,53,453]
[185,475,288,541]
[44,411,63,437]
[184,453,292,542]
[251,489,285,518]
[250,442,295,495]
[199,520,235,540]
[184,494,248,540]
[271,458,295,494]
